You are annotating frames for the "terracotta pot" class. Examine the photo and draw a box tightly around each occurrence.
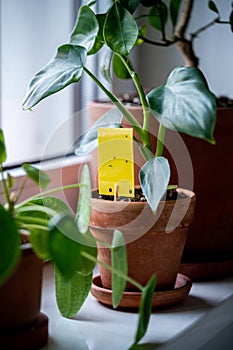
[0,243,48,350]
[88,101,233,280]
[90,188,195,291]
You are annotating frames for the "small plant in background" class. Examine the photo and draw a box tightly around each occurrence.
[0,128,156,348]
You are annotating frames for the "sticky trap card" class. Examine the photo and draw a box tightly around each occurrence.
[98,128,134,197]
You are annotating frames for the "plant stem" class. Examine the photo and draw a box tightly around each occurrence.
[83,66,148,146]
[82,250,143,292]
[16,183,84,208]
[117,54,152,150]
[155,124,166,157]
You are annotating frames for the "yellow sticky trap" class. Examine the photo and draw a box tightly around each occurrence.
[98,128,134,197]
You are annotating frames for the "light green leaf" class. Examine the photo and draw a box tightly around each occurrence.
[170,0,182,27]
[0,205,20,286]
[139,157,170,213]
[7,173,15,189]
[147,66,216,143]
[104,3,138,55]
[55,266,92,318]
[132,275,156,346]
[22,44,87,110]
[0,129,7,164]
[48,214,82,279]
[75,108,123,156]
[149,2,168,32]
[22,164,50,189]
[111,229,127,308]
[76,164,91,234]
[69,6,99,52]
[30,228,51,261]
[100,47,113,83]
[77,233,97,276]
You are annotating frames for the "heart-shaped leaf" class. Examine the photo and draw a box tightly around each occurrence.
[69,5,99,52]
[22,44,87,110]
[139,157,170,213]
[104,3,138,55]
[111,229,127,308]
[55,265,92,318]
[0,205,20,286]
[75,108,123,156]
[147,66,216,143]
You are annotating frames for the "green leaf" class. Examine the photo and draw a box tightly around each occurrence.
[149,2,168,32]
[119,0,140,13]
[111,229,128,308]
[22,44,87,110]
[100,48,113,83]
[48,214,82,279]
[55,266,92,318]
[30,228,51,261]
[104,3,138,55]
[88,14,106,55]
[76,164,91,234]
[170,0,182,27]
[208,1,219,14]
[0,129,7,164]
[77,235,97,276]
[133,275,156,346]
[0,205,21,286]
[75,108,123,156]
[113,54,132,79]
[69,6,99,52]
[139,157,170,213]
[22,164,50,189]
[147,66,217,143]
[7,173,15,189]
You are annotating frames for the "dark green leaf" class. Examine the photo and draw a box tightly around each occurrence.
[88,14,106,55]
[170,0,182,27]
[76,164,91,234]
[140,0,157,7]
[0,205,20,286]
[104,3,138,55]
[22,164,50,189]
[113,54,132,79]
[230,9,233,32]
[55,266,92,318]
[208,1,219,14]
[139,157,170,213]
[147,66,217,143]
[22,44,87,110]
[0,129,7,164]
[49,214,82,279]
[30,228,51,261]
[133,275,156,346]
[119,0,140,13]
[69,6,99,52]
[75,108,123,156]
[149,2,168,32]
[111,229,128,308]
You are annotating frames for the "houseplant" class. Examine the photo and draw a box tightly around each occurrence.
[0,128,155,349]
[85,0,233,280]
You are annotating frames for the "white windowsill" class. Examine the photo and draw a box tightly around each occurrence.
[40,263,233,350]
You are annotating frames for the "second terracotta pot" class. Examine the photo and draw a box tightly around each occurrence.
[90,188,195,291]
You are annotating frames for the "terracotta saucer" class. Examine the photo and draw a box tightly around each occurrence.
[91,273,192,309]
